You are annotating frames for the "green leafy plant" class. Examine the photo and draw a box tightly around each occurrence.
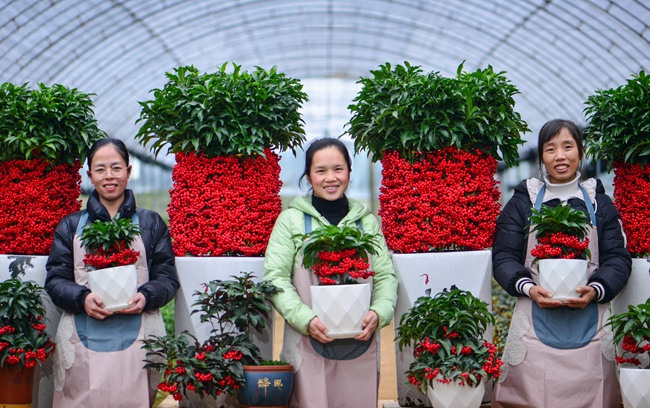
[528,203,592,264]
[606,298,650,369]
[0,278,56,370]
[80,216,141,269]
[142,272,282,402]
[135,63,309,158]
[295,224,381,285]
[0,82,107,165]
[346,61,529,166]
[395,286,503,391]
[258,359,290,366]
[584,70,650,169]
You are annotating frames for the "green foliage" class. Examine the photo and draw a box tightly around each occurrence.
[295,223,381,271]
[606,298,650,369]
[0,278,55,369]
[80,215,141,253]
[142,272,283,400]
[395,286,500,390]
[346,61,529,166]
[135,63,309,158]
[491,279,516,356]
[161,300,174,335]
[528,203,591,242]
[0,82,107,165]
[584,70,650,169]
[259,359,290,366]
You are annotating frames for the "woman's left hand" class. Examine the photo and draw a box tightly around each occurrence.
[355,310,378,341]
[563,286,596,309]
[116,292,146,314]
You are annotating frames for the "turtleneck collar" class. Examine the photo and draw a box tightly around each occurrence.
[543,172,581,202]
[87,189,137,221]
[311,194,349,226]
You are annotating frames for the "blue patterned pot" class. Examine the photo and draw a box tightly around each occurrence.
[238,364,294,408]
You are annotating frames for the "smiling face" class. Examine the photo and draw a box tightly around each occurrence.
[542,127,582,184]
[88,144,131,210]
[307,146,350,201]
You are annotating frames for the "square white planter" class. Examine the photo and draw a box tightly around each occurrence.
[392,250,493,407]
[87,264,137,311]
[0,254,60,408]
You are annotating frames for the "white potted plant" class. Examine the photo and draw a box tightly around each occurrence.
[605,298,650,408]
[294,223,381,338]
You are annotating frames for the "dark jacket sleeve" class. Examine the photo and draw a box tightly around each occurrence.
[492,181,533,296]
[137,209,179,310]
[589,184,632,303]
[45,212,92,314]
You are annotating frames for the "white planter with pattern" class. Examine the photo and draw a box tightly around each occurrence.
[537,258,589,300]
[87,264,137,311]
[311,283,371,339]
[427,378,485,408]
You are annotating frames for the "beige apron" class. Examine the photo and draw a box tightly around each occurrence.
[281,215,379,408]
[52,214,164,408]
[492,186,620,408]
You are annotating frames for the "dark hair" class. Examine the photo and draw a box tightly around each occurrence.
[87,138,130,168]
[299,138,352,187]
[537,119,584,169]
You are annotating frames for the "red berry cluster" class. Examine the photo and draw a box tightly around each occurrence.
[612,162,650,256]
[530,232,590,260]
[0,158,81,254]
[615,334,650,367]
[311,248,375,285]
[83,242,140,269]
[0,324,55,369]
[168,149,282,256]
[379,148,500,253]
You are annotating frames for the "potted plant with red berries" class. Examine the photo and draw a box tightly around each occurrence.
[605,297,650,408]
[395,286,504,408]
[142,272,288,407]
[0,278,56,406]
[135,63,308,367]
[583,70,650,321]
[294,223,381,338]
[528,203,592,300]
[347,61,528,404]
[79,215,141,311]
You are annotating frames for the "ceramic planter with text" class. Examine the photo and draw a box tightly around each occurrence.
[584,70,650,318]
[605,298,650,408]
[347,61,528,405]
[528,203,592,300]
[238,361,294,408]
[80,216,141,311]
[142,272,281,404]
[395,287,503,408]
[0,278,56,406]
[295,223,380,338]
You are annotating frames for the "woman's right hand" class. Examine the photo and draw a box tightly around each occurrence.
[308,316,334,343]
[84,293,113,320]
[529,286,564,309]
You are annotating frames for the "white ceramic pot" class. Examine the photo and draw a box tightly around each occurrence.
[427,378,485,408]
[310,283,371,339]
[392,250,493,407]
[87,264,137,311]
[620,367,650,408]
[538,258,589,300]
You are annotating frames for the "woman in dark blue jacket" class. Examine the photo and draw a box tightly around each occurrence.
[45,138,178,408]
[492,119,630,408]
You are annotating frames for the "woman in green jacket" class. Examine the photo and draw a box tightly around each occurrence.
[264,138,398,408]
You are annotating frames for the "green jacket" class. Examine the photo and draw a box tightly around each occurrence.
[263,195,398,335]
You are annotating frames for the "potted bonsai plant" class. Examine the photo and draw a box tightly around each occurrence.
[528,203,592,300]
[605,298,650,408]
[80,215,141,311]
[135,63,308,361]
[346,61,528,404]
[295,223,381,338]
[395,286,503,408]
[583,70,650,317]
[142,272,289,407]
[0,278,56,406]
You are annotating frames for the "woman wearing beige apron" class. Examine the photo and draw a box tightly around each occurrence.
[45,138,179,408]
[264,138,398,408]
[492,120,631,408]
